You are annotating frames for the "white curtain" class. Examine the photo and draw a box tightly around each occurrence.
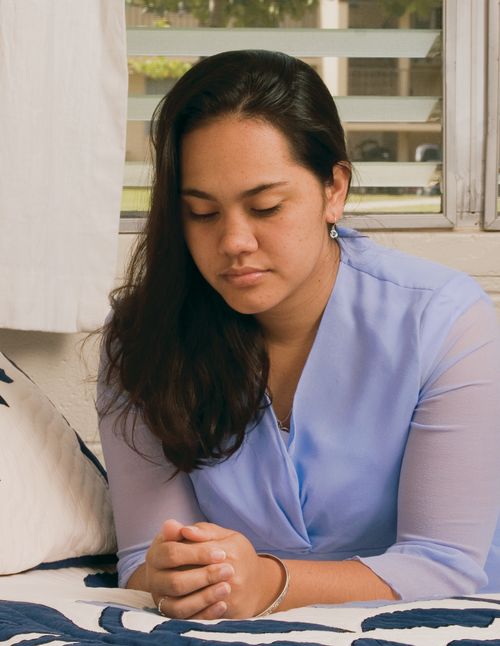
[0,0,127,332]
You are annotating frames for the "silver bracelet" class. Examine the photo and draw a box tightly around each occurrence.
[254,553,290,617]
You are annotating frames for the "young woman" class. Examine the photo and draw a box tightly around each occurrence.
[98,49,500,620]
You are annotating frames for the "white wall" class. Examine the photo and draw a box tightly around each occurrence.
[1,229,499,463]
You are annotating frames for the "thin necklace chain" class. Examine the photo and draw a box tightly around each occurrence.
[276,406,293,432]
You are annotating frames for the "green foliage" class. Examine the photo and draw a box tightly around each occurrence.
[126,0,318,28]
[377,0,442,19]
[128,57,192,79]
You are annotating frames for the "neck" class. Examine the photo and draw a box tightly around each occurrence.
[257,241,340,347]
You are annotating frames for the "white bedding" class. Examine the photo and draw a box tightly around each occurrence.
[1,562,500,645]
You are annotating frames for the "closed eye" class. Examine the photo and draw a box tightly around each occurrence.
[188,210,218,220]
[252,204,282,217]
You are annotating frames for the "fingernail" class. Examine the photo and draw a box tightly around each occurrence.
[210,549,226,561]
[214,582,231,600]
[213,601,227,618]
[218,563,234,578]
[184,525,201,533]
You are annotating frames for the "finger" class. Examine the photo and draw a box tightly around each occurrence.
[148,539,228,570]
[158,581,231,620]
[181,522,230,543]
[160,519,185,542]
[150,520,184,552]
[160,562,235,598]
[190,602,228,620]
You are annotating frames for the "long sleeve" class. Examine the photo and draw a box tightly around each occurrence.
[97,367,205,588]
[359,297,500,598]
[97,231,500,600]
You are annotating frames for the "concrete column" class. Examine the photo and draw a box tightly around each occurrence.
[319,0,348,96]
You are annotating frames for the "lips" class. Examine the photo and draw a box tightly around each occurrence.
[220,267,269,287]
[221,267,266,277]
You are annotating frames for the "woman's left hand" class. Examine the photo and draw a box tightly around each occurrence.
[178,522,284,619]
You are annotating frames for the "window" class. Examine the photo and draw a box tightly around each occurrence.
[485,0,500,229]
[121,0,497,233]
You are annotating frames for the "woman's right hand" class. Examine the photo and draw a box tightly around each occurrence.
[145,519,235,620]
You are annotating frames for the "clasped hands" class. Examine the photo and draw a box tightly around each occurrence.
[145,519,284,620]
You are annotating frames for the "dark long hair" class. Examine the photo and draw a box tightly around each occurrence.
[103,50,350,473]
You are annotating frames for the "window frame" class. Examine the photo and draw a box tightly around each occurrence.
[485,0,500,229]
[120,0,496,233]
[444,0,486,229]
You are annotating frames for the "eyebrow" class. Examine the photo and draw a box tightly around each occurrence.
[180,181,289,200]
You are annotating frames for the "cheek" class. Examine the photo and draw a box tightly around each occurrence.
[279,215,327,253]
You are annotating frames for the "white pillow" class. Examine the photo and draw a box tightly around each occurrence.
[0,351,116,574]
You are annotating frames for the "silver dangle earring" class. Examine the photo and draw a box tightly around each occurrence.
[329,223,339,240]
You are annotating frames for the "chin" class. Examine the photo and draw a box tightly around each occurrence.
[222,295,275,316]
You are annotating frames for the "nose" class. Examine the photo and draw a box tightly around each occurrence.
[217,213,258,257]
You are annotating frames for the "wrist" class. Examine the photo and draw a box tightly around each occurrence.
[255,553,290,617]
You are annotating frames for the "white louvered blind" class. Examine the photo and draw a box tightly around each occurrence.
[121,0,496,231]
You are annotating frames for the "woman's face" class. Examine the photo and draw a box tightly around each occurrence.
[180,116,348,320]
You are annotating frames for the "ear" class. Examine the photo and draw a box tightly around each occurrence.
[324,163,351,225]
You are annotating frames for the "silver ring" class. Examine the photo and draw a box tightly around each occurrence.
[157,595,168,616]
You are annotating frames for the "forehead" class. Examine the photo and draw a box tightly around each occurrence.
[180,116,298,182]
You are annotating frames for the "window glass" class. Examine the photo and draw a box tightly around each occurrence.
[123,0,443,218]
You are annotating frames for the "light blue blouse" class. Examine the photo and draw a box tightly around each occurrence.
[99,227,500,600]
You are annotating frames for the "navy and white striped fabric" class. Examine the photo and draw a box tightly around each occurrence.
[0,564,499,645]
